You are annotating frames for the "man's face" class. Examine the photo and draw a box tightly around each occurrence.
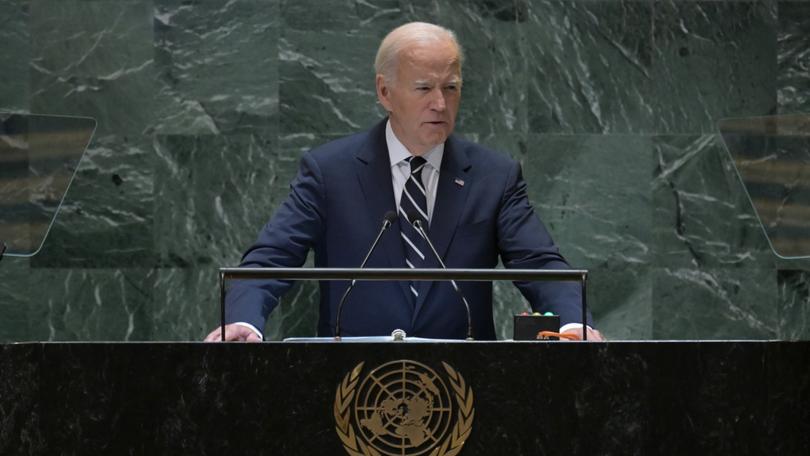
[376,40,462,155]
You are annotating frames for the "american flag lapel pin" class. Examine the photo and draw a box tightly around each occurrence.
[454,177,465,187]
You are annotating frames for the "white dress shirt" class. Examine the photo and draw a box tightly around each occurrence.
[386,120,443,223]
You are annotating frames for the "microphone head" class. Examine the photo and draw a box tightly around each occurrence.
[406,211,424,229]
[383,210,398,224]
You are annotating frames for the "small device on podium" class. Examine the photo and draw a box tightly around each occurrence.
[513,312,560,340]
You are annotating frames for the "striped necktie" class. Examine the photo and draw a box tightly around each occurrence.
[399,156,429,300]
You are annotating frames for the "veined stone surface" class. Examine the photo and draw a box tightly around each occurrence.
[778,2,810,115]
[0,0,30,112]
[0,0,807,341]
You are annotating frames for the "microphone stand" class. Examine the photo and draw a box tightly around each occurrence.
[0,241,6,263]
[334,214,396,340]
[411,219,474,341]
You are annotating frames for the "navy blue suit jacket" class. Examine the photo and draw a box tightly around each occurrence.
[226,119,588,340]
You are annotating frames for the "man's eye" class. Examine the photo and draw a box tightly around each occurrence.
[445,85,458,91]
[416,87,430,92]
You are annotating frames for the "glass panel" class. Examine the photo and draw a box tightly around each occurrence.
[0,113,96,257]
[719,114,810,259]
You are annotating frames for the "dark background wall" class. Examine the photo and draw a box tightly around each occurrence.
[0,0,808,341]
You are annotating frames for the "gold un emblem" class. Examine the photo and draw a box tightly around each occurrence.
[334,360,474,456]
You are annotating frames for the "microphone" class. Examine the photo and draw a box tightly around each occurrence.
[406,212,474,340]
[334,211,398,339]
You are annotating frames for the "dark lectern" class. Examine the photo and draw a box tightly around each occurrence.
[1,341,809,455]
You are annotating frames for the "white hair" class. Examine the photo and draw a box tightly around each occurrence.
[374,22,464,85]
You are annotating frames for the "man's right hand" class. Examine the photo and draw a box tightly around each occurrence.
[204,324,262,342]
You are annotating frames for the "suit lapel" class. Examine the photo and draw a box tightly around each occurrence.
[354,119,412,303]
[412,136,472,321]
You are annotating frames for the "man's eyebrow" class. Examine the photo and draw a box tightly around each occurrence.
[412,78,461,85]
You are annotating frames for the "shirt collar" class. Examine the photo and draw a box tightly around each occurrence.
[386,119,444,171]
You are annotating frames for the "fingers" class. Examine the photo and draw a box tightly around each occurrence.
[203,324,261,342]
[560,327,606,342]
[204,327,222,342]
[586,328,605,342]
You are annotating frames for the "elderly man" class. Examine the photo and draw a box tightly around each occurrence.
[206,22,602,342]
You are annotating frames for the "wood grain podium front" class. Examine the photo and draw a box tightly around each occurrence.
[1,341,808,455]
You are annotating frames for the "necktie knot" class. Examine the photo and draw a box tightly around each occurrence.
[407,156,427,176]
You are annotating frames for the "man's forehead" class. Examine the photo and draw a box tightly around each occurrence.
[401,41,459,62]
[399,48,460,77]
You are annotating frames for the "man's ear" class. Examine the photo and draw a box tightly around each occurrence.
[376,74,393,113]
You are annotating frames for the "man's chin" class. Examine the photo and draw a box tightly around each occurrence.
[420,130,452,145]
[421,136,449,149]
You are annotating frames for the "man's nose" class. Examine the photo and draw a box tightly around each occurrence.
[430,89,446,111]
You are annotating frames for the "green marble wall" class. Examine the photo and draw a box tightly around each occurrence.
[1,0,808,341]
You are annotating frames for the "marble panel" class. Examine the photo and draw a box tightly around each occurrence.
[279,0,392,135]
[587,264,652,340]
[0,257,31,342]
[652,266,778,339]
[151,267,220,341]
[153,133,285,268]
[152,0,279,135]
[523,134,653,269]
[649,0,777,133]
[30,134,155,268]
[280,0,529,138]
[777,1,810,114]
[25,268,154,341]
[526,0,778,134]
[0,0,30,112]
[526,0,655,133]
[776,269,810,339]
[653,134,774,268]
[29,0,157,136]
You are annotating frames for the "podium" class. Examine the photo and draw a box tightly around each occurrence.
[1,341,808,454]
[219,267,591,340]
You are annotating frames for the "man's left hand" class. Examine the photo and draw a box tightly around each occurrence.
[562,326,605,341]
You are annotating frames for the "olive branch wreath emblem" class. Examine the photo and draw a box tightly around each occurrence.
[334,361,474,456]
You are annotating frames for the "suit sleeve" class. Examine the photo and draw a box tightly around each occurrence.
[224,152,326,332]
[496,160,592,327]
